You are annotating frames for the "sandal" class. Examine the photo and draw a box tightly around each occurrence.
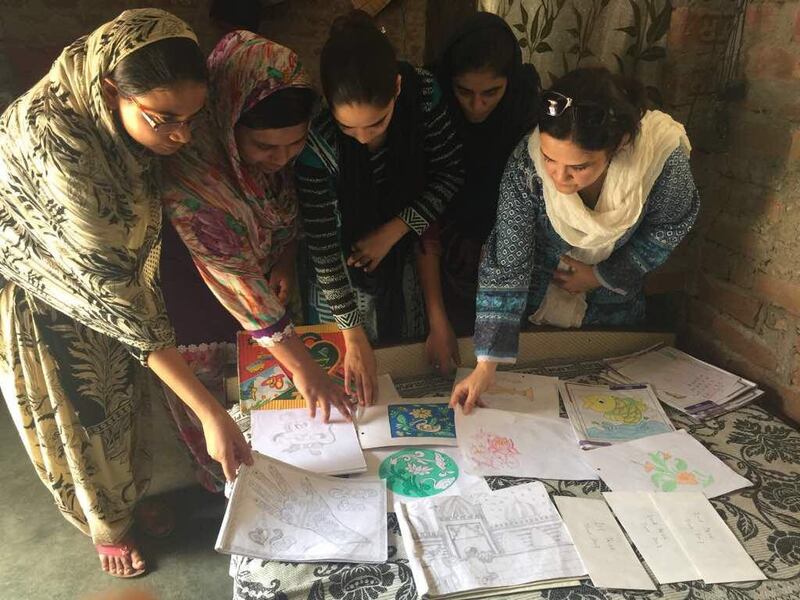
[135,498,176,539]
[95,540,146,578]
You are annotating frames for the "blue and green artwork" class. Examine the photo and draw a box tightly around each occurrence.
[378,449,458,497]
[388,403,456,439]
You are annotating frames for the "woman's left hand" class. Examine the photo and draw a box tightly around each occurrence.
[202,409,253,482]
[347,217,410,272]
[269,244,297,305]
[552,255,601,294]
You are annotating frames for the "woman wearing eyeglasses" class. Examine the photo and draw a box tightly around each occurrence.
[452,67,700,413]
[294,10,464,405]
[0,10,251,578]
[162,31,353,445]
[417,12,541,375]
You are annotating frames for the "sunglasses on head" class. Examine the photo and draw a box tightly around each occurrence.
[541,91,611,128]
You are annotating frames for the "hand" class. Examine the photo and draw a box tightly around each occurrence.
[342,326,378,406]
[425,318,460,376]
[347,217,409,273]
[201,409,253,482]
[449,362,495,415]
[268,247,296,306]
[292,364,353,423]
[551,255,601,294]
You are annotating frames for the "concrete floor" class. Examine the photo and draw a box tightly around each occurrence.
[0,401,235,600]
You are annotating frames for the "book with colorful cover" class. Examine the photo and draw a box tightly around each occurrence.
[237,323,347,412]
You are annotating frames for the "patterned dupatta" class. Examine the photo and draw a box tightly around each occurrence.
[0,9,197,360]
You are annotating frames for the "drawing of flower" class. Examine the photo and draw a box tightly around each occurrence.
[676,471,698,485]
[405,462,432,476]
[644,462,655,472]
[486,434,520,457]
[410,408,432,419]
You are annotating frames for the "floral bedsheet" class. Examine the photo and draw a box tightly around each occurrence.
[230,361,800,600]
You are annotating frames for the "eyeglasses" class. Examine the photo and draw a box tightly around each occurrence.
[541,91,611,128]
[127,95,202,134]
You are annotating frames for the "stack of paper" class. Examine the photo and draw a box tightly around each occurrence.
[607,345,763,420]
[251,408,367,476]
[216,452,387,563]
[395,482,586,599]
[559,381,675,448]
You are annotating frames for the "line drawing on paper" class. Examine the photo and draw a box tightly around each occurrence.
[378,449,458,498]
[329,487,380,511]
[248,527,296,551]
[641,450,715,492]
[388,404,456,439]
[247,464,368,546]
[271,411,336,456]
[467,428,521,470]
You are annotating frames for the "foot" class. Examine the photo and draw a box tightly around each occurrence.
[135,498,175,538]
[96,537,146,578]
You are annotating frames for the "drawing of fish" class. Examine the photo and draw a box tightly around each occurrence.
[582,394,647,424]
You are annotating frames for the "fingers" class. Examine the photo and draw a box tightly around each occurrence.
[363,371,375,406]
[321,396,331,424]
[220,452,237,482]
[449,383,467,408]
[307,395,317,420]
[462,387,480,415]
[355,370,365,406]
[343,361,352,396]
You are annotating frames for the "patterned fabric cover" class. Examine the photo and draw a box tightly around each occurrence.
[231,360,800,600]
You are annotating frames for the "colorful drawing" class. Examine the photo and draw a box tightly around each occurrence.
[378,449,458,498]
[643,450,715,492]
[582,394,647,424]
[240,364,297,410]
[467,429,521,469]
[388,404,456,439]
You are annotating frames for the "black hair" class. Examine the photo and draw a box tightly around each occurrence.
[109,37,208,96]
[320,9,398,107]
[447,24,516,80]
[540,67,647,153]
[237,87,317,129]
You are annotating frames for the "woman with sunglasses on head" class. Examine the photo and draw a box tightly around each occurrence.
[451,67,700,414]
[0,10,251,578]
[295,10,464,405]
[162,31,353,449]
[418,12,541,375]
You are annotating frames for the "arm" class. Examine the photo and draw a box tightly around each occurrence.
[451,142,537,414]
[595,149,701,294]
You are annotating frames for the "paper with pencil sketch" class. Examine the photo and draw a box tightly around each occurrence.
[216,452,386,563]
[251,408,366,476]
[456,407,597,480]
[584,429,751,498]
[554,496,655,590]
[357,375,457,448]
[455,368,560,418]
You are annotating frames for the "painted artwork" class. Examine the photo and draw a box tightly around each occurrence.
[560,382,674,447]
[216,452,386,563]
[466,428,521,470]
[378,448,459,498]
[238,324,346,412]
[388,404,455,439]
[643,450,715,492]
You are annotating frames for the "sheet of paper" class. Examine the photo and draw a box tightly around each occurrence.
[604,491,700,584]
[251,408,366,475]
[651,492,765,584]
[456,407,598,480]
[554,496,654,590]
[216,452,387,563]
[560,382,674,447]
[395,482,586,597]
[584,430,751,498]
[352,446,490,504]
[357,375,457,449]
[455,368,560,418]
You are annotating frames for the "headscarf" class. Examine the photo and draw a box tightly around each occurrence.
[164,31,312,282]
[0,9,197,360]
[434,11,541,240]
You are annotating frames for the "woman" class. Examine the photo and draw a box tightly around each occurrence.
[162,31,352,433]
[452,67,700,413]
[0,10,251,578]
[420,12,541,373]
[295,10,464,403]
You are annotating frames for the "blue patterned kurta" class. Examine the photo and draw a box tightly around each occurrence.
[474,136,701,362]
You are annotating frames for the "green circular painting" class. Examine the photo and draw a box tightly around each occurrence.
[378,449,459,498]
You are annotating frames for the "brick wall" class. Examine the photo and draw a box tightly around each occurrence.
[668,0,800,422]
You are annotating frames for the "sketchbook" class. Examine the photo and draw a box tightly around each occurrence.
[356,375,458,449]
[216,452,387,563]
[395,481,586,599]
[251,408,366,476]
[454,368,560,418]
[559,381,674,448]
